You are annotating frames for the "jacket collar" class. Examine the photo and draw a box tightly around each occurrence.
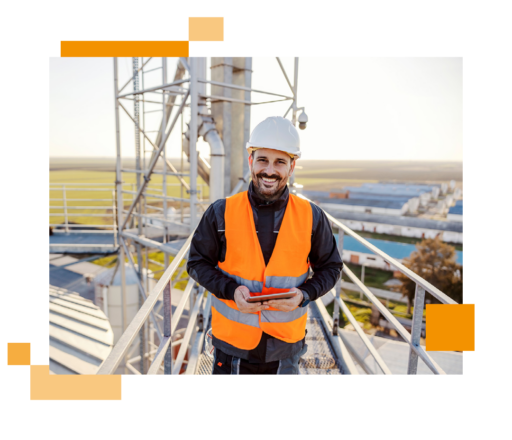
[248,181,289,210]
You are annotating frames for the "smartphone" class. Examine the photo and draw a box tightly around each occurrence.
[246,291,297,303]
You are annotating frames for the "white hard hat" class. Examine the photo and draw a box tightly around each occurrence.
[246,116,301,159]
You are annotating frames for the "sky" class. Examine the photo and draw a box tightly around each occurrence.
[49,57,462,161]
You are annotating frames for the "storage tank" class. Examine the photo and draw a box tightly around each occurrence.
[93,264,156,344]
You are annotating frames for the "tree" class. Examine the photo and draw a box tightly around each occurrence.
[392,237,463,314]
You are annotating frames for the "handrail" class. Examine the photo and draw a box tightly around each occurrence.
[328,291,392,375]
[97,232,194,375]
[342,265,446,374]
[147,278,196,374]
[172,292,204,374]
[298,193,457,374]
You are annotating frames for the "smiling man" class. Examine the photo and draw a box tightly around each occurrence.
[187,116,343,374]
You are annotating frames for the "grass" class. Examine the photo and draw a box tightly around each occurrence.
[355,230,463,251]
[50,170,208,227]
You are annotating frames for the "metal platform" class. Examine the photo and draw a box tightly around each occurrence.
[50,232,118,254]
[195,304,344,375]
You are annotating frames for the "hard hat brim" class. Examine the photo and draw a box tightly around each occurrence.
[246,144,301,159]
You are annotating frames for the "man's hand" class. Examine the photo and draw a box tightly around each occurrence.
[234,286,269,314]
[264,288,303,312]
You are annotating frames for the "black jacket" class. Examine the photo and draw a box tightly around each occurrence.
[187,183,343,362]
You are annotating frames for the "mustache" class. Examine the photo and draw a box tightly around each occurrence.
[256,173,282,180]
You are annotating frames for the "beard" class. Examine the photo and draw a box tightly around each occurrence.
[251,171,287,201]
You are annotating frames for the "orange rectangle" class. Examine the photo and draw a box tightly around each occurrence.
[61,41,189,57]
[7,343,31,365]
[426,304,474,351]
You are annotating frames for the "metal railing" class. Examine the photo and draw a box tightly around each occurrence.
[50,183,120,233]
[97,232,203,375]
[97,193,458,376]
[298,194,457,375]
[50,182,206,235]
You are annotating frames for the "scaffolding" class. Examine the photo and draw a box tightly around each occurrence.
[110,57,302,374]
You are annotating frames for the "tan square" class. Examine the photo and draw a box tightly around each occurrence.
[189,17,224,41]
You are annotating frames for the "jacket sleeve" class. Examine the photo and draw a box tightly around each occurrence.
[297,203,343,302]
[186,200,239,301]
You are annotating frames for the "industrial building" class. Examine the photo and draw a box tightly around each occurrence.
[315,197,411,216]
[447,200,463,222]
[344,184,435,207]
[322,210,463,244]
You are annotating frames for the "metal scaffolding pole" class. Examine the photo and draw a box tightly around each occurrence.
[114,58,128,374]
[289,57,299,187]
[189,58,199,231]
[162,57,170,270]
[133,57,146,374]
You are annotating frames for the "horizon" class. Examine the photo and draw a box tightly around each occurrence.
[49,156,463,163]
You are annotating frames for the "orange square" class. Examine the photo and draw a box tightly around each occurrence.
[426,304,474,351]
[189,17,224,41]
[8,343,31,365]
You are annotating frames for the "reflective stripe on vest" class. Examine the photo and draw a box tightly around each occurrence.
[218,267,263,293]
[211,295,260,328]
[265,270,309,290]
[213,191,313,348]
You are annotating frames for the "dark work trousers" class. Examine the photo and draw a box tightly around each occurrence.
[212,344,308,375]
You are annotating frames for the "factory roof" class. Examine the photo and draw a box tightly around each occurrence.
[362,183,437,191]
[345,186,431,197]
[348,194,414,203]
[320,209,463,232]
[343,235,463,265]
[319,198,407,209]
[448,205,463,215]
[303,190,415,204]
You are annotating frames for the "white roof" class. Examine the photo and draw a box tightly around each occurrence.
[49,285,114,375]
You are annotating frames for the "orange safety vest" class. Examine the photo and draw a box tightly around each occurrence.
[212,191,313,350]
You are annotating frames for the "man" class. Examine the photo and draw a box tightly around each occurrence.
[187,116,342,374]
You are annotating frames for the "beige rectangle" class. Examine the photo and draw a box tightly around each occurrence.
[188,15,226,43]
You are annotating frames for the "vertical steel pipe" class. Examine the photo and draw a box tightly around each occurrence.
[360,264,366,299]
[292,57,299,126]
[290,57,299,187]
[112,190,117,247]
[162,57,168,251]
[189,58,199,231]
[133,57,146,374]
[333,227,344,335]
[62,185,69,233]
[407,284,426,374]
[163,281,173,374]
[114,58,128,373]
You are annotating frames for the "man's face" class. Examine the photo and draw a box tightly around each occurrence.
[249,148,296,200]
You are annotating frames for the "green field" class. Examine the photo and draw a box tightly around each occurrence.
[50,170,208,227]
